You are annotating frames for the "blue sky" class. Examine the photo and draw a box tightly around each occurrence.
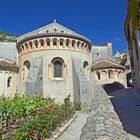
[0,0,128,53]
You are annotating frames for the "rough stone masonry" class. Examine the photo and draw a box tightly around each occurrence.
[80,79,129,140]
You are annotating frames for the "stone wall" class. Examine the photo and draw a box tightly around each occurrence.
[0,70,18,97]
[25,56,43,96]
[0,42,17,62]
[80,73,128,140]
[91,43,113,62]
[72,57,92,110]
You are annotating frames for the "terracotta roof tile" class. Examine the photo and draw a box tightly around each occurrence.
[92,59,125,71]
[0,60,18,72]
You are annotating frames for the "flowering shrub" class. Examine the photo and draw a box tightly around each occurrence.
[1,95,74,139]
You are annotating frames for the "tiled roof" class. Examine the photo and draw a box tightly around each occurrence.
[92,59,125,71]
[0,58,18,72]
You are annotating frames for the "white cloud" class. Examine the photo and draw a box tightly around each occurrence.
[114,38,123,42]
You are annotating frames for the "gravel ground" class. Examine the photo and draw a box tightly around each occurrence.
[57,112,88,140]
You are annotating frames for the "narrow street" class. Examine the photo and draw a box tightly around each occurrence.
[107,88,140,139]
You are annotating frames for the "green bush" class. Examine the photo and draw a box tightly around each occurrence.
[1,95,74,139]
[74,102,81,111]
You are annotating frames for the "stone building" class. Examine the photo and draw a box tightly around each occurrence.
[124,0,140,91]
[0,57,18,97]
[0,21,127,109]
[92,59,127,87]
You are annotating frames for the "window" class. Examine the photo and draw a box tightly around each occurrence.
[29,42,32,49]
[47,40,50,46]
[83,61,88,68]
[25,43,28,50]
[54,61,62,77]
[101,70,107,79]
[97,53,99,59]
[60,39,63,46]
[51,57,64,78]
[66,39,69,47]
[40,40,44,46]
[22,45,24,50]
[53,40,57,46]
[108,70,113,79]
[77,41,80,47]
[23,60,30,80]
[7,77,12,88]
[34,41,38,48]
[96,71,100,80]
[72,40,76,48]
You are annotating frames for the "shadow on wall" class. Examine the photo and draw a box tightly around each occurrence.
[102,81,125,94]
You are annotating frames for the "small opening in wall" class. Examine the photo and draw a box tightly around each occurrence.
[66,39,70,47]
[96,71,100,80]
[41,41,44,46]
[34,41,38,48]
[7,77,12,88]
[72,40,75,47]
[29,42,32,49]
[60,40,63,46]
[53,40,57,46]
[47,40,50,46]
[83,61,88,68]
[51,57,64,78]
[108,70,113,79]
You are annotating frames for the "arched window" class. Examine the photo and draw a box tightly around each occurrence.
[60,39,64,46]
[53,39,57,46]
[101,70,107,79]
[46,39,50,46]
[96,71,100,80]
[77,41,80,47]
[108,70,113,79]
[40,40,44,46]
[29,42,33,49]
[83,61,88,68]
[81,43,84,50]
[72,40,76,47]
[25,43,28,50]
[23,60,30,80]
[7,77,12,88]
[34,40,38,48]
[54,62,62,77]
[66,39,69,47]
[118,71,123,79]
[51,57,64,78]
[114,70,119,78]
[22,45,24,51]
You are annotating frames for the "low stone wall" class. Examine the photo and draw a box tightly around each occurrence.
[80,77,128,140]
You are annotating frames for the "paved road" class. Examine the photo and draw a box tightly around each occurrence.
[109,88,140,139]
[57,112,88,140]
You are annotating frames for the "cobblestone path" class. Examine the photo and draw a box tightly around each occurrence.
[57,112,88,140]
